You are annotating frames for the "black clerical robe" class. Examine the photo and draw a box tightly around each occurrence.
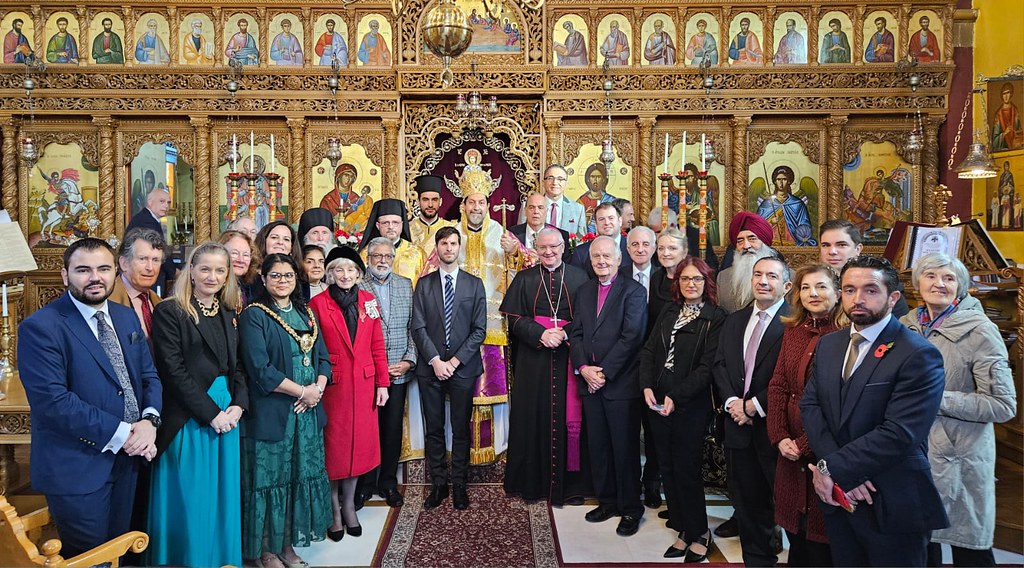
[499,262,592,505]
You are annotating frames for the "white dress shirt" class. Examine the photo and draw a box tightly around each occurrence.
[845,313,892,377]
[724,297,787,418]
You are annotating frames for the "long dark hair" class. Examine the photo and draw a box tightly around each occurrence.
[254,220,302,261]
[254,253,307,310]
[671,255,718,306]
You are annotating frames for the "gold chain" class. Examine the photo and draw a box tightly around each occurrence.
[946,93,972,171]
[197,297,220,318]
[245,303,319,354]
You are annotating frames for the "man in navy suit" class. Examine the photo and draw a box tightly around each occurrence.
[411,226,487,511]
[713,254,791,566]
[571,202,630,275]
[18,238,162,558]
[801,255,947,566]
[569,236,648,536]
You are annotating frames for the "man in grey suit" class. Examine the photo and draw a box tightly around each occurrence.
[356,236,416,508]
[411,226,487,510]
[519,164,587,235]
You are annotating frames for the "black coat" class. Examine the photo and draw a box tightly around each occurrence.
[639,301,727,404]
[151,299,249,455]
[509,223,572,263]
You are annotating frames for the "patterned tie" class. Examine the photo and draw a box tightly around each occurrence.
[742,311,768,396]
[549,202,558,226]
[844,333,867,382]
[137,292,153,336]
[94,311,140,423]
[443,274,454,346]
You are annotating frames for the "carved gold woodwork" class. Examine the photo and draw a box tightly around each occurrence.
[636,116,655,223]
[1,117,17,220]
[825,115,849,220]
[748,129,823,165]
[191,117,212,242]
[729,117,752,228]
[287,117,306,224]
[94,115,117,238]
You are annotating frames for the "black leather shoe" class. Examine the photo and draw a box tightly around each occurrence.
[346,524,362,537]
[616,515,641,536]
[657,509,670,520]
[564,496,585,506]
[584,504,619,523]
[663,544,687,558]
[644,484,663,508]
[684,532,713,563]
[353,489,370,512]
[714,516,738,538]
[423,485,449,509]
[327,528,345,542]
[382,487,404,508]
[452,484,470,510]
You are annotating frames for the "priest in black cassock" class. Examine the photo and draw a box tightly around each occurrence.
[500,228,592,505]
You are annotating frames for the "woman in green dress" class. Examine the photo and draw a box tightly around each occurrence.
[239,253,332,568]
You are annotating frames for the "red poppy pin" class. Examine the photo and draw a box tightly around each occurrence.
[874,342,894,359]
[232,317,238,328]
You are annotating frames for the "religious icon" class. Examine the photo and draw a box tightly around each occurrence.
[773,13,807,65]
[449,1,522,54]
[641,15,676,66]
[842,141,913,244]
[356,17,391,66]
[134,15,170,65]
[269,16,303,66]
[320,163,375,233]
[667,162,722,245]
[180,14,215,65]
[45,14,80,64]
[3,13,34,64]
[727,14,764,66]
[986,156,1023,231]
[553,16,588,66]
[990,79,1023,152]
[314,15,348,66]
[818,13,852,64]
[90,14,125,65]
[28,143,100,246]
[684,14,719,66]
[908,13,941,63]
[863,12,897,63]
[748,142,820,246]
[598,17,630,66]
[225,15,260,66]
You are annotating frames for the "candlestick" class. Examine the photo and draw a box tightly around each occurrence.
[249,131,254,173]
[658,172,672,229]
[270,134,275,174]
[2,284,6,317]
[681,131,687,172]
[700,133,706,172]
[232,134,238,173]
[663,133,669,174]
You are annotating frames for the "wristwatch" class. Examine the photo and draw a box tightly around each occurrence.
[141,413,162,428]
[816,458,830,477]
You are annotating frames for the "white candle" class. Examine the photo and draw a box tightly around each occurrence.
[270,134,275,174]
[2,284,7,317]
[682,131,687,171]
[249,131,254,173]
[232,134,237,173]
[663,133,669,174]
[701,133,706,172]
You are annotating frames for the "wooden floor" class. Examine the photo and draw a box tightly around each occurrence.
[995,455,1024,554]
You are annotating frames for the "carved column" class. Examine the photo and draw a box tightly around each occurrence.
[77,6,90,67]
[763,7,776,64]
[191,116,212,241]
[636,116,656,224]
[94,116,116,238]
[257,7,268,70]
[1,117,17,220]
[287,118,306,225]
[898,4,911,62]
[544,117,562,167]
[32,7,43,54]
[122,6,135,65]
[808,7,820,65]
[922,114,944,223]
[302,7,312,69]
[168,7,179,64]
[382,118,401,200]
[213,8,223,68]
[825,115,848,220]
[729,116,752,224]
[853,6,865,64]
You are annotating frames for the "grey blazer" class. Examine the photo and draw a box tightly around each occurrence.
[359,273,417,385]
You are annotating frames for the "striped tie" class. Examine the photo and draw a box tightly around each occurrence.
[443,274,454,345]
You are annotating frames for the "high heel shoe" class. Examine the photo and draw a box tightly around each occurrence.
[684,532,713,563]
[663,544,687,558]
[327,527,345,542]
[346,524,363,537]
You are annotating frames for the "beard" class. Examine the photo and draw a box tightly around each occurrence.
[847,304,888,327]
[719,246,775,311]
[367,264,391,281]
[69,279,114,306]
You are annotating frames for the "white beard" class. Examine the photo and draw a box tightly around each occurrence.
[718,246,775,313]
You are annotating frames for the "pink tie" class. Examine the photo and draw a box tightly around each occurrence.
[549,202,558,226]
[743,311,768,396]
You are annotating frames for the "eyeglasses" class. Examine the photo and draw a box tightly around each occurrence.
[543,176,568,183]
[267,272,296,281]
[369,253,396,261]
[678,276,705,283]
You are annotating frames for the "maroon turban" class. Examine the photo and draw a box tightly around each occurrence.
[729,211,774,246]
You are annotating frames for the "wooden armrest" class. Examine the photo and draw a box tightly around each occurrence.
[19,507,50,533]
[54,531,148,568]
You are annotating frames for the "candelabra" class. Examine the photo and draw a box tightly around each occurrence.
[227,173,243,221]
[455,91,498,135]
[658,172,673,229]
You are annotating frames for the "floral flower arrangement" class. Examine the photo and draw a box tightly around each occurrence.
[567,231,597,252]
[335,229,362,249]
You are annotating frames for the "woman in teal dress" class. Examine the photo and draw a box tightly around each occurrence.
[147,241,249,566]
[239,253,332,568]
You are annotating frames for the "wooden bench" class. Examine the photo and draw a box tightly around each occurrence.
[0,495,148,567]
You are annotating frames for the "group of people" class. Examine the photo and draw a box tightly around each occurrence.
[18,165,1016,568]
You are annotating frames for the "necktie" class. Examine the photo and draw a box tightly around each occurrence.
[844,333,867,382]
[94,311,140,423]
[443,274,454,345]
[635,271,647,289]
[137,292,153,336]
[742,311,768,396]
[549,202,558,226]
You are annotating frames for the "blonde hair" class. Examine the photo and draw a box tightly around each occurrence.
[173,241,240,323]
[325,257,363,286]
[781,263,847,328]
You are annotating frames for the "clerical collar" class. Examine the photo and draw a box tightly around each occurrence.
[598,273,617,287]
[467,224,483,233]
[543,262,563,273]
[418,216,438,226]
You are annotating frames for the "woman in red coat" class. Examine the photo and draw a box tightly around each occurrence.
[767,263,843,567]
[309,246,389,542]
